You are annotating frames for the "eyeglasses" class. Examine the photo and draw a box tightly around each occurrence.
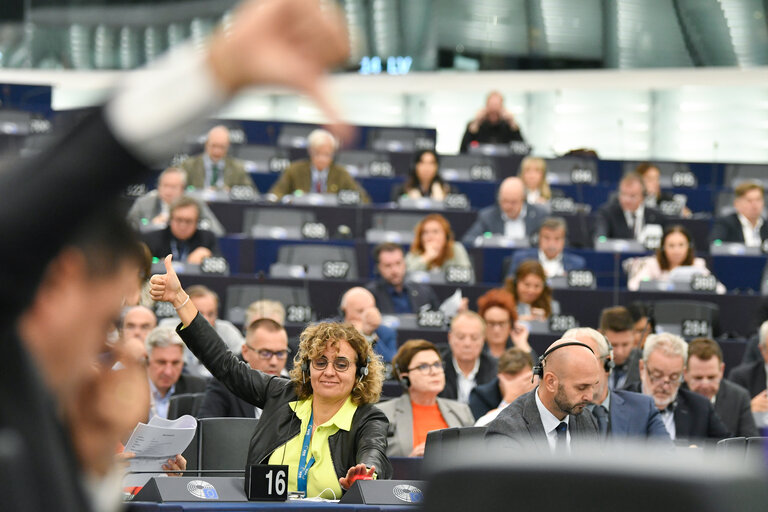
[486,320,510,329]
[646,366,682,386]
[311,356,353,372]
[245,345,289,360]
[407,361,444,374]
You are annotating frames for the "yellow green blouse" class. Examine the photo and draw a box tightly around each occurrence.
[267,396,358,499]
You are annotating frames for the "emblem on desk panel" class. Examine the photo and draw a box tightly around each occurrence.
[187,480,219,500]
[392,484,423,503]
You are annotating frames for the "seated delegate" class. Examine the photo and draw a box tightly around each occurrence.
[391,149,453,201]
[376,340,474,457]
[405,213,474,282]
[150,256,391,498]
[626,225,725,293]
[505,260,560,322]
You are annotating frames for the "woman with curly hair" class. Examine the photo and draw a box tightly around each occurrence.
[149,256,391,499]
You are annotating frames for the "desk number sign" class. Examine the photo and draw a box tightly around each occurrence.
[245,465,289,501]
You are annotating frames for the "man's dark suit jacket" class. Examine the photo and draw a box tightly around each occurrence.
[485,389,599,452]
[198,357,260,419]
[0,111,151,512]
[142,226,221,261]
[174,374,208,396]
[613,348,642,391]
[627,384,730,443]
[439,349,498,401]
[468,377,503,420]
[713,380,758,437]
[728,360,767,398]
[461,203,548,245]
[506,248,587,277]
[709,213,768,244]
[593,200,665,240]
[608,389,670,439]
[365,278,440,315]
[459,120,524,153]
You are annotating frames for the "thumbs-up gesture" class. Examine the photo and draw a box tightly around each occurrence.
[149,255,185,307]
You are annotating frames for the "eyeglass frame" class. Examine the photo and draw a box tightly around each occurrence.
[311,356,354,372]
[644,365,683,386]
[406,361,445,375]
[244,343,290,360]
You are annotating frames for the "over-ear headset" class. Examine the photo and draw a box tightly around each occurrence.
[531,341,595,382]
[601,337,615,374]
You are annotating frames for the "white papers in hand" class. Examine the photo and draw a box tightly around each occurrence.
[439,289,463,319]
[124,414,197,473]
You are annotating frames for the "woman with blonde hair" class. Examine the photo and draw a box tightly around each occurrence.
[518,156,551,205]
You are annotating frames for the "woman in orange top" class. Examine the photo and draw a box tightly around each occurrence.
[376,340,474,457]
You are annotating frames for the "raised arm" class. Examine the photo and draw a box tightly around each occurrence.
[150,255,276,407]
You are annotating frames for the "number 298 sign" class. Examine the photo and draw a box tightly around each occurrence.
[245,465,288,501]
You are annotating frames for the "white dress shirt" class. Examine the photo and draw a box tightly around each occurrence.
[503,204,527,240]
[535,387,571,452]
[539,249,565,277]
[624,205,645,239]
[738,213,764,247]
[452,357,481,404]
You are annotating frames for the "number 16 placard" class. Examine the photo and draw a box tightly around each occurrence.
[245,465,289,502]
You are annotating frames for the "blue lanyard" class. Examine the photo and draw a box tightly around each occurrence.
[297,411,315,493]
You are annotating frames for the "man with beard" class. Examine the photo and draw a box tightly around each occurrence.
[627,333,730,444]
[486,339,601,452]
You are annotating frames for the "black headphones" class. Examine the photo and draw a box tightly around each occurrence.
[531,341,595,382]
[601,337,615,374]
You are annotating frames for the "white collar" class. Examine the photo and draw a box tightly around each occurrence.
[452,356,480,379]
[535,386,569,433]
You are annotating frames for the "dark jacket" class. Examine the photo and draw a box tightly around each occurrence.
[0,110,151,512]
[174,374,208,395]
[485,389,598,452]
[176,314,392,483]
[440,349,498,401]
[626,384,730,443]
[468,377,503,420]
[728,360,767,398]
[506,248,587,277]
[710,213,768,244]
[594,200,665,240]
[459,120,524,153]
[365,278,440,315]
[461,203,548,245]
[142,226,221,262]
[198,357,262,419]
[713,380,758,438]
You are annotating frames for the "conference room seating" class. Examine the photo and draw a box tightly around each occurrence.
[167,392,206,420]
[197,417,259,477]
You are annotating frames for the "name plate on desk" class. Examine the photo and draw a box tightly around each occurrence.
[567,270,595,289]
[133,477,247,502]
[340,480,426,506]
[594,238,646,253]
[681,319,711,338]
[473,235,530,248]
[709,242,763,256]
[549,314,578,333]
[245,465,288,501]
